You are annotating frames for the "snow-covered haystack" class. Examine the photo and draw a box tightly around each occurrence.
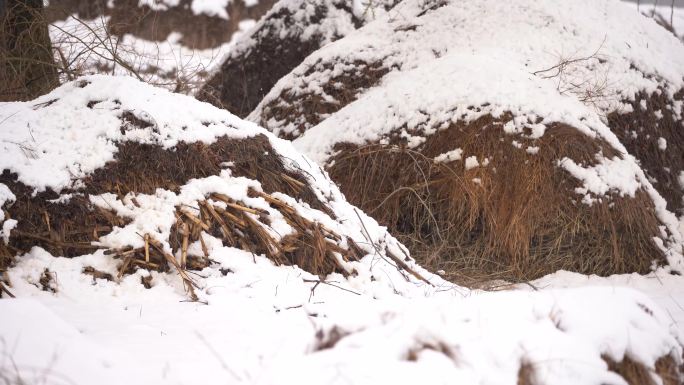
[607,86,684,215]
[197,0,398,117]
[248,0,684,282]
[46,0,276,49]
[0,75,431,299]
[2,78,684,385]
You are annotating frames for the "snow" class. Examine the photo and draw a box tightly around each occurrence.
[137,0,242,19]
[433,148,462,163]
[2,246,684,385]
[191,0,231,19]
[464,156,479,170]
[660,137,668,150]
[4,1,684,376]
[219,0,396,75]
[49,16,255,95]
[1,220,17,245]
[252,0,684,138]
[285,52,683,269]
[0,75,261,192]
[622,0,684,39]
[0,75,440,300]
[0,183,15,223]
[1,75,684,384]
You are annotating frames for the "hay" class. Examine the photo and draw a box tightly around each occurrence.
[603,354,684,385]
[608,88,684,215]
[0,134,383,299]
[197,0,397,118]
[197,1,342,117]
[326,115,667,284]
[255,59,391,139]
[515,354,684,385]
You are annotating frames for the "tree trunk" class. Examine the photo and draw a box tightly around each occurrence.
[1,0,59,101]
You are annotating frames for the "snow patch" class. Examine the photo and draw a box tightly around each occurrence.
[434,148,463,163]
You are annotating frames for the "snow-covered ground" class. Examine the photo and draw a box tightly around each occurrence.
[2,249,683,385]
[622,0,684,38]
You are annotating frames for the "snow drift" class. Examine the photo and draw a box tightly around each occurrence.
[248,0,684,282]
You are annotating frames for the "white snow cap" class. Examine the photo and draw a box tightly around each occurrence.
[253,0,684,137]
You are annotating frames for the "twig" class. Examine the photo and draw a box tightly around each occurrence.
[353,208,432,285]
[303,278,361,296]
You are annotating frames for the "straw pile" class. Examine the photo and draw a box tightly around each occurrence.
[0,75,428,300]
[245,0,684,283]
[197,0,398,117]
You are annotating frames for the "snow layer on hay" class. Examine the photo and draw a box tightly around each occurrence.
[138,0,249,18]
[252,0,684,134]
[216,0,396,72]
[0,75,430,291]
[250,0,684,268]
[1,75,683,385]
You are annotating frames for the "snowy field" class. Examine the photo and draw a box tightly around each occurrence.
[3,250,683,385]
[2,0,684,384]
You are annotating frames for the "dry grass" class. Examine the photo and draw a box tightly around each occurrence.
[608,88,684,215]
[197,1,340,118]
[253,58,391,138]
[257,59,391,139]
[516,354,683,385]
[327,114,667,285]
[517,362,535,385]
[0,132,386,299]
[603,354,683,385]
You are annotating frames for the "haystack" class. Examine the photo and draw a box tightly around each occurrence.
[249,0,684,283]
[45,0,275,49]
[608,89,684,215]
[197,0,398,117]
[0,75,427,300]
